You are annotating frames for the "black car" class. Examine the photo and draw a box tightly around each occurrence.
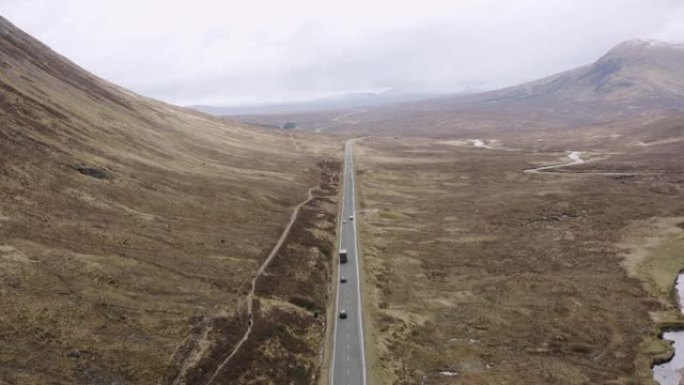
[340,276,347,283]
[339,310,348,319]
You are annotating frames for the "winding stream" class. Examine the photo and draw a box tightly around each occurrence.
[469,139,494,149]
[653,273,684,385]
[654,332,684,385]
[523,151,585,173]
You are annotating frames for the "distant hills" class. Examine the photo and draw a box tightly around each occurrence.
[190,89,438,116]
[238,39,684,135]
[456,39,684,110]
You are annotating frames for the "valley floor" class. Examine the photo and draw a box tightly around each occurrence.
[353,131,684,385]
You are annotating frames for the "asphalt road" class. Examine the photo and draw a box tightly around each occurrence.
[330,140,367,385]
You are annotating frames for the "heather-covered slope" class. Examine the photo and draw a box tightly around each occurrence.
[0,16,337,384]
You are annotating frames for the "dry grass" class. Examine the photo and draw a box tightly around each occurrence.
[617,217,684,374]
[620,217,684,295]
[168,161,341,385]
[0,16,340,384]
[354,131,684,385]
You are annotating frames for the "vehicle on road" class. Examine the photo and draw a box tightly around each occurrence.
[340,276,347,283]
[339,309,347,319]
[349,215,354,221]
[339,249,348,263]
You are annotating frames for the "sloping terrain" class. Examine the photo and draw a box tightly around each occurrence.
[0,16,338,384]
[240,40,684,136]
[462,40,684,108]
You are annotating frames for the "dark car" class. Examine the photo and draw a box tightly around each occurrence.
[339,309,348,319]
[340,276,347,283]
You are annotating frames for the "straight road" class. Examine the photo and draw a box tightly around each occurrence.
[330,140,367,385]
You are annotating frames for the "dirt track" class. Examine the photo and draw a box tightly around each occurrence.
[204,185,320,384]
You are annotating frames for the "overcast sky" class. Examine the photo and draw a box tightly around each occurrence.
[2,0,684,106]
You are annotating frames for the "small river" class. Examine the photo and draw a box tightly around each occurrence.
[653,273,684,385]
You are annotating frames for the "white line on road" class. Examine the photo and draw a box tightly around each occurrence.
[329,140,367,385]
[349,141,368,385]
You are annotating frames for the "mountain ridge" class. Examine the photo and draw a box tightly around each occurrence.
[239,38,684,135]
[481,39,683,105]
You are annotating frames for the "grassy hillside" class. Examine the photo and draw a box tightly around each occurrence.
[0,16,338,384]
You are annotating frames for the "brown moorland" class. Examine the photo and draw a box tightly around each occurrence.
[353,121,684,385]
[3,11,684,385]
[0,16,339,385]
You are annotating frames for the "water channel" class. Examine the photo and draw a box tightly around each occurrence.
[653,273,684,385]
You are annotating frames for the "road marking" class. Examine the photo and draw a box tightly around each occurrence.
[349,141,368,385]
[330,141,367,385]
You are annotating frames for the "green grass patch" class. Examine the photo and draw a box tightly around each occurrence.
[638,233,684,297]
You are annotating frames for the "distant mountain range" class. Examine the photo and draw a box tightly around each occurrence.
[239,39,684,135]
[190,90,440,116]
[453,39,684,109]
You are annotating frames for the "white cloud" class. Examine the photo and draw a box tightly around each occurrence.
[2,0,684,106]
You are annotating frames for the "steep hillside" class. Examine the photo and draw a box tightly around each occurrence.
[0,16,338,384]
[242,40,684,136]
[474,39,684,108]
